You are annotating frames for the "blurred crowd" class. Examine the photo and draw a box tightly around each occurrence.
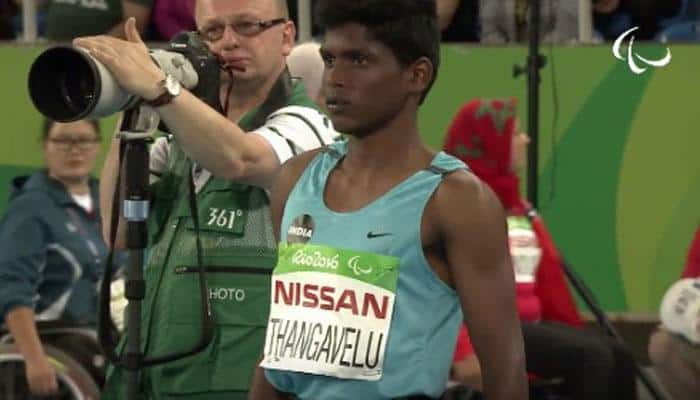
[1,0,699,43]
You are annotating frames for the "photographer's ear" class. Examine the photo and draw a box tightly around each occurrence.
[281,20,296,57]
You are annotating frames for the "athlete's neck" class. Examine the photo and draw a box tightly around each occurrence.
[344,112,433,177]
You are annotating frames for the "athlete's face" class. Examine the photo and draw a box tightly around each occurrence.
[320,23,418,137]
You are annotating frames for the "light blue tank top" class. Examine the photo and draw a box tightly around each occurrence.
[264,141,469,399]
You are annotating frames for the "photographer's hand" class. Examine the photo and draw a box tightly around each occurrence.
[73,18,165,101]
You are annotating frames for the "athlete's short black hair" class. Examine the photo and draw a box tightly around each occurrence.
[315,0,440,104]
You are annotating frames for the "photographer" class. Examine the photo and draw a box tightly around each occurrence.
[74,0,338,398]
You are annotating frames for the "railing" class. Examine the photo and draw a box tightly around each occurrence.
[297,0,313,43]
[579,0,593,42]
[20,0,37,42]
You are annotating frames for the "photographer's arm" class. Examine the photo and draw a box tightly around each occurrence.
[75,19,283,188]
[157,90,282,188]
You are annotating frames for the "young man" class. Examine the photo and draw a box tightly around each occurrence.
[74,0,338,398]
[249,1,528,399]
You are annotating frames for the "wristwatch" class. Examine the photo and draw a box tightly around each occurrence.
[144,74,181,108]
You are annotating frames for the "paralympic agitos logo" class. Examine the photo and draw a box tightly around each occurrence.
[612,27,672,75]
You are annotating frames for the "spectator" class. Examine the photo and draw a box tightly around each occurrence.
[0,0,19,38]
[151,0,195,41]
[9,0,50,39]
[439,0,480,42]
[0,118,107,396]
[445,98,638,400]
[594,0,684,40]
[648,227,700,400]
[480,0,579,43]
[45,0,154,42]
[437,0,479,42]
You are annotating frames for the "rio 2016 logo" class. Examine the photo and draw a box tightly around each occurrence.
[612,26,672,75]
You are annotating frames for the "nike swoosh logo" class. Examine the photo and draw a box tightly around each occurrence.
[367,232,392,239]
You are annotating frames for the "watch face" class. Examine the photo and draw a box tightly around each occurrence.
[165,75,182,96]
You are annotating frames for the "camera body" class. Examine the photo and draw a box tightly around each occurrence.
[28,31,221,122]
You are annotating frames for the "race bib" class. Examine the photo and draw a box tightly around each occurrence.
[260,243,400,381]
[507,216,542,283]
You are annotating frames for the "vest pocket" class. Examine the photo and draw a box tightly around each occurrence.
[168,266,271,326]
[157,266,272,394]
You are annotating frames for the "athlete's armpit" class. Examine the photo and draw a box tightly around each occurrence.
[433,171,528,400]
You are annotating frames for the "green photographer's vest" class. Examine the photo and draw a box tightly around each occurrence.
[103,72,317,400]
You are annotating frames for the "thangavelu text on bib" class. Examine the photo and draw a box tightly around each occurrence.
[260,242,399,381]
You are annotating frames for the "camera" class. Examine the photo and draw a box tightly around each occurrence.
[28,32,221,122]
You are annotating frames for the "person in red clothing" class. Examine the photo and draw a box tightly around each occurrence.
[679,228,700,279]
[445,98,637,400]
[648,227,700,400]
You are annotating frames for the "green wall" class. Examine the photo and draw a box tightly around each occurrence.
[1,43,698,312]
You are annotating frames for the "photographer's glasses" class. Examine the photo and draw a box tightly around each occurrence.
[48,137,100,151]
[198,18,288,41]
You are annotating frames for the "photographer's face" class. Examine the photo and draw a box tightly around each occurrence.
[195,0,294,84]
[43,121,100,186]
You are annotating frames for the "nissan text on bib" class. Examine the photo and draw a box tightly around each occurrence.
[260,242,400,381]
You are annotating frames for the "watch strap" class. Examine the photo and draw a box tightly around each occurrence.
[145,77,176,108]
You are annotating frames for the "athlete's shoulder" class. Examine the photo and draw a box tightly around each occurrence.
[431,169,504,227]
[273,145,333,201]
[435,169,484,202]
[280,148,325,181]
[270,147,328,236]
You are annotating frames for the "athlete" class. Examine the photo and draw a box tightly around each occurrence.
[248,1,528,399]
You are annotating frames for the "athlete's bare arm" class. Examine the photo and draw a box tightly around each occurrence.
[427,170,528,400]
[248,149,323,400]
